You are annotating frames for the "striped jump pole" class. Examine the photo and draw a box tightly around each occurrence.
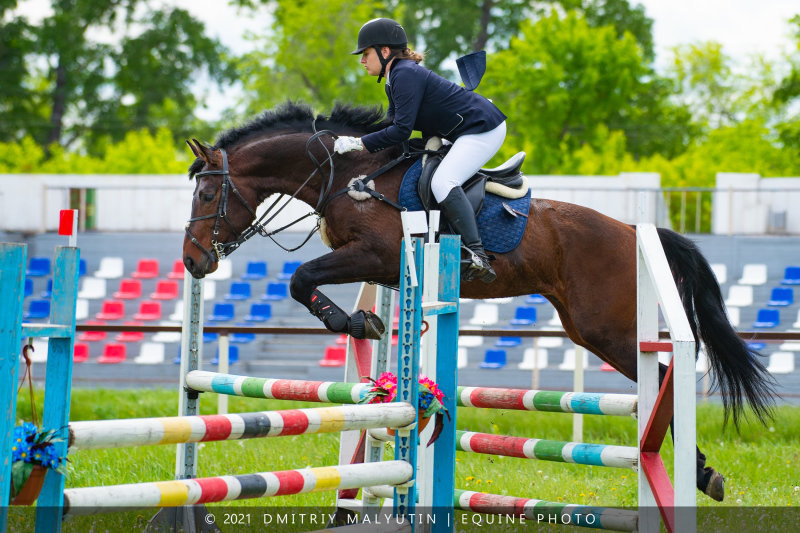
[68,403,416,451]
[63,461,413,516]
[454,489,638,532]
[185,371,637,418]
[455,431,637,470]
[185,370,371,403]
[457,387,637,417]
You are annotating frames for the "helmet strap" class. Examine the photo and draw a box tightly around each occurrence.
[374,45,397,83]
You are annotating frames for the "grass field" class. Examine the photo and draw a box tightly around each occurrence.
[9,389,800,531]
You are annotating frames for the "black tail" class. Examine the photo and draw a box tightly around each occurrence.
[656,227,777,429]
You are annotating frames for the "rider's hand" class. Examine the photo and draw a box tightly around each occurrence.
[334,136,364,154]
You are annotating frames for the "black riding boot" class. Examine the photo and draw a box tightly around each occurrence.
[439,187,496,283]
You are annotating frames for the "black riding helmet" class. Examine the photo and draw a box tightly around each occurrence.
[351,18,407,82]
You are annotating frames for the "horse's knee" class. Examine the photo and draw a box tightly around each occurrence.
[289,267,314,304]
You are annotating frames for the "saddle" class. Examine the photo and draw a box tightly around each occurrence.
[415,137,528,216]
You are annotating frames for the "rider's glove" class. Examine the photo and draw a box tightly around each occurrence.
[334,136,364,154]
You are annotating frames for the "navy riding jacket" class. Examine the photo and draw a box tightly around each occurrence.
[361,59,506,153]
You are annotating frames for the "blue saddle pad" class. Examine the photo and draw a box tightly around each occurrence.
[398,158,530,253]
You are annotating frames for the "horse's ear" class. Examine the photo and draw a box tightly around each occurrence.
[186,139,200,158]
[190,138,215,165]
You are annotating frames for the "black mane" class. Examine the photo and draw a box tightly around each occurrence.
[189,101,390,178]
[215,101,388,149]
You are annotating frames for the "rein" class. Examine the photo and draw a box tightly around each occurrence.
[185,128,437,263]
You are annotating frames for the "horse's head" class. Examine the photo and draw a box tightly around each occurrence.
[183,139,260,278]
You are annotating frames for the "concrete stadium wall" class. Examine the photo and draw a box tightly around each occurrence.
[713,174,800,235]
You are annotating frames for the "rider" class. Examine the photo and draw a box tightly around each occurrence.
[333,17,506,283]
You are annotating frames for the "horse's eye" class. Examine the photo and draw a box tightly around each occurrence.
[201,192,216,202]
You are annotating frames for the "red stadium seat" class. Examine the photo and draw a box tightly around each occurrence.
[73,343,90,363]
[150,279,179,300]
[95,300,124,321]
[78,320,107,342]
[318,346,346,367]
[115,321,145,342]
[131,258,159,279]
[98,343,127,363]
[113,278,142,300]
[133,300,162,321]
[167,259,185,280]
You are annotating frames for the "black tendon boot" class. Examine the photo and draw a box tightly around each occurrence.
[438,187,496,283]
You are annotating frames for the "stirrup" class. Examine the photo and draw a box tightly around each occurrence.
[462,248,496,283]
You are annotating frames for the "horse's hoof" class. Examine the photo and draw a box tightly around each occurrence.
[704,470,725,501]
[349,310,386,340]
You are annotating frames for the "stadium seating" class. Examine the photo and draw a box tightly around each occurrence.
[134,342,166,364]
[752,308,780,328]
[277,260,302,280]
[261,282,288,301]
[98,343,127,363]
[151,322,181,343]
[133,301,162,321]
[113,279,142,299]
[78,277,107,299]
[115,321,144,342]
[244,303,272,322]
[75,298,89,321]
[710,263,727,284]
[518,348,548,370]
[457,348,468,369]
[94,257,124,279]
[26,257,51,277]
[319,346,346,367]
[78,258,86,277]
[467,303,498,326]
[95,300,124,321]
[167,259,185,280]
[525,294,547,304]
[211,345,239,365]
[40,279,53,299]
[457,335,483,348]
[767,287,794,306]
[724,285,753,307]
[23,299,50,319]
[242,261,268,280]
[27,338,48,363]
[150,280,179,300]
[24,278,33,298]
[737,264,767,285]
[781,266,800,285]
[479,349,507,369]
[766,352,795,374]
[510,306,537,326]
[73,343,90,363]
[131,258,160,279]
[495,336,521,347]
[230,324,256,344]
[77,320,107,342]
[208,303,235,322]
[225,281,252,301]
[203,279,216,300]
[558,349,589,371]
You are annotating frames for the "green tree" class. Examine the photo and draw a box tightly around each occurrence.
[235,0,385,115]
[0,1,231,152]
[563,0,655,61]
[485,12,648,173]
[774,15,800,158]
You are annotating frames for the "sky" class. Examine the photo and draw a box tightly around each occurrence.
[10,0,800,120]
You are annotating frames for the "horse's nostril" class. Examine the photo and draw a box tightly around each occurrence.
[184,256,194,272]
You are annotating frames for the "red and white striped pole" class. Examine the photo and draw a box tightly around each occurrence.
[58,209,78,247]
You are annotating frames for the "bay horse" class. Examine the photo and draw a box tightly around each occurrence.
[182,101,775,502]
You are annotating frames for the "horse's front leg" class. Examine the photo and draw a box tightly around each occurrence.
[289,243,399,340]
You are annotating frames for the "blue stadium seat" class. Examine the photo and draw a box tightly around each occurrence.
[208,303,235,322]
[211,345,239,365]
[23,299,50,319]
[203,332,218,343]
[747,342,766,351]
[510,306,537,326]
[40,279,53,299]
[24,278,33,298]
[525,294,547,304]
[244,303,272,322]
[79,258,87,277]
[241,261,268,280]
[752,309,780,328]
[261,282,288,301]
[767,287,793,306]
[26,257,51,277]
[230,323,256,344]
[277,260,302,280]
[225,281,252,301]
[495,336,522,347]
[781,266,800,285]
[479,349,507,369]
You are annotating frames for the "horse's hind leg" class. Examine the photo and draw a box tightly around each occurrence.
[660,364,725,501]
[288,243,396,340]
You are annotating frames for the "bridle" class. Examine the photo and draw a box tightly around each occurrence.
[184,130,339,265]
[185,125,428,266]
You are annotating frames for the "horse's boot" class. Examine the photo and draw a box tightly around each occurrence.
[439,187,496,283]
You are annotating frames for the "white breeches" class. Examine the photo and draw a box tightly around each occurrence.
[431,121,507,203]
